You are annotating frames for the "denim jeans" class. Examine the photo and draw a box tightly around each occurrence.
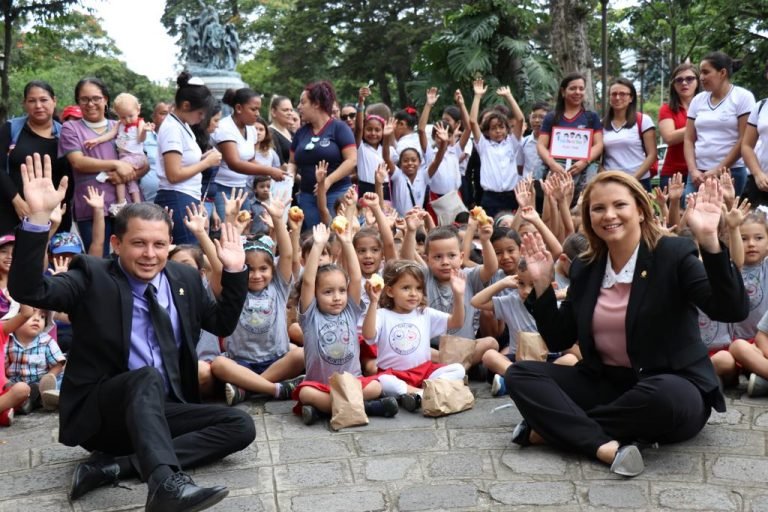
[77,217,114,257]
[155,189,200,245]
[211,183,253,225]
[298,186,349,230]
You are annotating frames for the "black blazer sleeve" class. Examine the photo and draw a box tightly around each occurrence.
[200,267,248,338]
[683,243,749,322]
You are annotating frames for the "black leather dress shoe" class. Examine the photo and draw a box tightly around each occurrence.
[69,456,120,501]
[511,420,532,447]
[145,472,228,512]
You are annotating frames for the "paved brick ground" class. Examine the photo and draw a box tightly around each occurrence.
[1,381,767,511]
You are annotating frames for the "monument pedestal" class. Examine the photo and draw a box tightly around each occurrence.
[187,66,245,100]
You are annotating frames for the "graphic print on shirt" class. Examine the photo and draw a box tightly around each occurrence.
[319,316,354,365]
[698,314,720,344]
[388,322,421,355]
[239,292,275,336]
[743,266,764,311]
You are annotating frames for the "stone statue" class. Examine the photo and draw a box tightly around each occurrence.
[183,0,240,72]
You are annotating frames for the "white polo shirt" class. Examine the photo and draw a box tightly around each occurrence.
[688,86,755,170]
[603,114,655,180]
[157,113,203,199]
[425,143,461,195]
[747,100,768,172]
[475,133,522,192]
[211,115,257,188]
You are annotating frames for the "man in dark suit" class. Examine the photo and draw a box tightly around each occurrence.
[9,154,254,512]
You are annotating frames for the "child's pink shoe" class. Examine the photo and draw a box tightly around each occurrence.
[0,408,14,427]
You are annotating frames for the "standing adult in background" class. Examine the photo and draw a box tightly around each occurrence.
[59,78,145,255]
[155,72,222,244]
[10,153,253,511]
[506,171,748,477]
[289,81,357,229]
[0,81,71,234]
[601,78,657,191]
[741,62,768,207]
[211,88,285,221]
[684,51,755,196]
[269,95,295,165]
[537,73,604,202]
[658,63,701,190]
[141,101,172,204]
[339,104,357,131]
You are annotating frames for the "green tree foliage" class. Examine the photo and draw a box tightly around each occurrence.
[8,10,173,119]
[419,0,558,114]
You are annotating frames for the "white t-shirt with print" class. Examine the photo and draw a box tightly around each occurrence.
[157,113,204,199]
[367,307,449,370]
[225,270,293,363]
[688,86,755,170]
[300,298,363,383]
[211,115,257,188]
[425,265,484,344]
[732,256,768,339]
[602,114,655,180]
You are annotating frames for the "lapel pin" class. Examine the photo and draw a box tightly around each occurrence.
[179,288,185,296]
[640,271,647,279]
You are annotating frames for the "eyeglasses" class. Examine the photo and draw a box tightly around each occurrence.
[304,136,320,151]
[674,76,697,85]
[340,113,356,121]
[78,96,104,105]
[609,92,631,99]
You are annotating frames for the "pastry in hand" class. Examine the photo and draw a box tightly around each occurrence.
[237,210,252,224]
[331,215,349,234]
[368,273,384,292]
[470,206,492,226]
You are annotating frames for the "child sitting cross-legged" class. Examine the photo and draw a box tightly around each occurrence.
[0,304,36,426]
[295,223,398,425]
[471,258,579,397]
[5,307,65,412]
[364,260,467,411]
[210,197,305,404]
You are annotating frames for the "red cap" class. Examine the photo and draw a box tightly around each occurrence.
[61,105,82,121]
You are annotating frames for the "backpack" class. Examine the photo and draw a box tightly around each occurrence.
[5,115,62,173]
[637,113,658,177]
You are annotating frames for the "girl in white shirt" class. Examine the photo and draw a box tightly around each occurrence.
[155,72,222,244]
[684,51,755,196]
[742,89,768,207]
[363,260,467,412]
[601,78,657,191]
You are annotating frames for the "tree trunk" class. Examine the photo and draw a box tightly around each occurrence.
[0,0,13,123]
[550,0,596,109]
[670,24,677,68]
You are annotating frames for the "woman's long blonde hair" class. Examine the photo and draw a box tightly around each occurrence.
[580,171,664,263]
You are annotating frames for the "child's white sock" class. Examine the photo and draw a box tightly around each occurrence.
[378,374,408,396]
[427,363,466,381]
[274,383,282,398]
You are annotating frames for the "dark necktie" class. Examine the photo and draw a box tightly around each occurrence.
[144,283,184,402]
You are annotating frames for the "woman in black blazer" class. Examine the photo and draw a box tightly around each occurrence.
[506,171,748,477]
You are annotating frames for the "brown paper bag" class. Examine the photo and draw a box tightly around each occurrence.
[329,372,368,430]
[515,331,548,362]
[438,335,477,370]
[421,379,475,417]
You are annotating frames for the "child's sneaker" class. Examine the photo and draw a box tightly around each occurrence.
[108,201,127,217]
[277,375,305,400]
[491,374,507,397]
[364,396,399,418]
[398,393,421,412]
[0,408,13,427]
[41,390,60,411]
[224,383,250,406]
[301,405,321,425]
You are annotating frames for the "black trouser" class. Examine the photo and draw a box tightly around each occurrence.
[743,175,768,208]
[481,190,519,218]
[82,367,255,480]
[505,361,710,458]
